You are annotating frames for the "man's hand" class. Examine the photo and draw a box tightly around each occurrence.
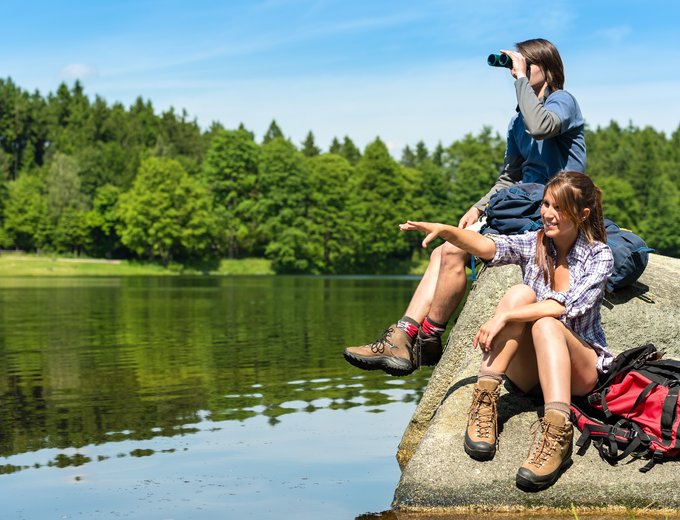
[458,206,482,229]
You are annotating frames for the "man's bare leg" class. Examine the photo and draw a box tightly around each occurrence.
[403,244,443,323]
[426,242,471,324]
[344,242,471,374]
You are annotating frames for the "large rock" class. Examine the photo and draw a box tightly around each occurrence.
[393,254,680,513]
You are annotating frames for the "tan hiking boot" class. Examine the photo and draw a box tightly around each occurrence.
[343,324,417,376]
[413,329,443,366]
[516,409,574,491]
[464,379,501,461]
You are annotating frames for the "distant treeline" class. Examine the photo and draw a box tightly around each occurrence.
[0,79,678,273]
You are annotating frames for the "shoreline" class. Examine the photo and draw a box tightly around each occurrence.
[0,253,435,277]
[0,253,274,277]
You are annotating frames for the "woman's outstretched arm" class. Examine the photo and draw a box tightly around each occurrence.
[399,221,496,261]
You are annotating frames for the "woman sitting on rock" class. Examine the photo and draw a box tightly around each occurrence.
[399,171,613,491]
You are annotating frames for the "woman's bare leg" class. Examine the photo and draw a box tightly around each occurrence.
[531,317,599,400]
[480,284,540,392]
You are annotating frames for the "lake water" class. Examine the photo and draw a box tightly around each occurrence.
[0,276,435,519]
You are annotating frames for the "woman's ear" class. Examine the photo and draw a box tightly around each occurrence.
[581,208,591,221]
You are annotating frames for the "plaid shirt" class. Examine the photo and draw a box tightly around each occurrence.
[488,230,614,372]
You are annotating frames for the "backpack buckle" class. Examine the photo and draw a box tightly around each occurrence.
[587,392,602,406]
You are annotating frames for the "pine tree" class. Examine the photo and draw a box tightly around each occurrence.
[401,145,416,167]
[340,136,361,165]
[301,131,321,157]
[328,137,342,155]
[262,119,284,144]
[415,141,429,165]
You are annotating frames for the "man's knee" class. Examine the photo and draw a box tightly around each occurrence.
[439,241,469,269]
[429,244,444,264]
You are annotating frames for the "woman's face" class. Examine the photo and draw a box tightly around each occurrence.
[529,63,548,96]
[541,189,578,242]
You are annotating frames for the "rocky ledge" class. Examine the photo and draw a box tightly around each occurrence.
[393,254,680,513]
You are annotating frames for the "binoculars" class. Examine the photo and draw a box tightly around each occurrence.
[487,53,512,68]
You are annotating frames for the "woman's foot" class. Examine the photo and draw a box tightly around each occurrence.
[464,379,500,461]
[516,409,573,491]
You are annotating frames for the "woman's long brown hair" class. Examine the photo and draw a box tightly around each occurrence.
[535,171,607,288]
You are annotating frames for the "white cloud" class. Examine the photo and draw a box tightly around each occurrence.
[60,63,99,81]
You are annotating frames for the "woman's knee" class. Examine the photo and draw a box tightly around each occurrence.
[531,316,562,342]
[499,284,537,310]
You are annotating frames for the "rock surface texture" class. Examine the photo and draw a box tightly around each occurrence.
[393,254,680,513]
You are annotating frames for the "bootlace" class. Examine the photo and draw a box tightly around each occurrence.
[411,334,425,367]
[526,418,569,468]
[370,326,394,354]
[467,386,498,440]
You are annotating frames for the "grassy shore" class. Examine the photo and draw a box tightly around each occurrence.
[0,252,437,277]
[0,253,274,277]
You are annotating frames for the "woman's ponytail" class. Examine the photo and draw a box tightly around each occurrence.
[590,185,607,244]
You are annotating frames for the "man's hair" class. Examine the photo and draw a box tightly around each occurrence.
[516,38,565,91]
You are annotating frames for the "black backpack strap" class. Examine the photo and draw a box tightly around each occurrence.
[591,389,614,419]
[575,428,593,455]
[575,423,611,455]
[642,364,680,383]
[594,344,658,392]
[661,386,680,441]
[608,420,647,462]
[629,382,658,414]
[575,420,642,463]
[640,450,665,473]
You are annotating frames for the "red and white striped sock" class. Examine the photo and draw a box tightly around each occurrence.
[421,316,446,337]
[396,316,419,340]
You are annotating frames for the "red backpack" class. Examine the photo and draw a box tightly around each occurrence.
[570,344,680,472]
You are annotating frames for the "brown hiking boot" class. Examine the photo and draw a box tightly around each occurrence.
[516,409,574,491]
[464,379,500,461]
[413,329,443,366]
[343,324,417,376]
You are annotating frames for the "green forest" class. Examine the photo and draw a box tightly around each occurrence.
[1,78,679,274]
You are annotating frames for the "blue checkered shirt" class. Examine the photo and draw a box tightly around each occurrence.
[488,230,614,372]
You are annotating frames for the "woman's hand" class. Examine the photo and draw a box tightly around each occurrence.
[458,206,482,229]
[399,221,445,248]
[500,49,528,80]
[473,313,508,352]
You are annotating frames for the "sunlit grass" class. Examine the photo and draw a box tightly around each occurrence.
[0,253,273,276]
[570,503,673,519]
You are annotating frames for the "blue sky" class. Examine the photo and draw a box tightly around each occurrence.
[2,0,679,154]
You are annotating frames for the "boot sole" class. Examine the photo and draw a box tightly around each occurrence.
[343,351,415,377]
[464,440,496,461]
[343,350,382,371]
[515,456,573,492]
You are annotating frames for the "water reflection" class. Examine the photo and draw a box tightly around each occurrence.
[0,276,433,475]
